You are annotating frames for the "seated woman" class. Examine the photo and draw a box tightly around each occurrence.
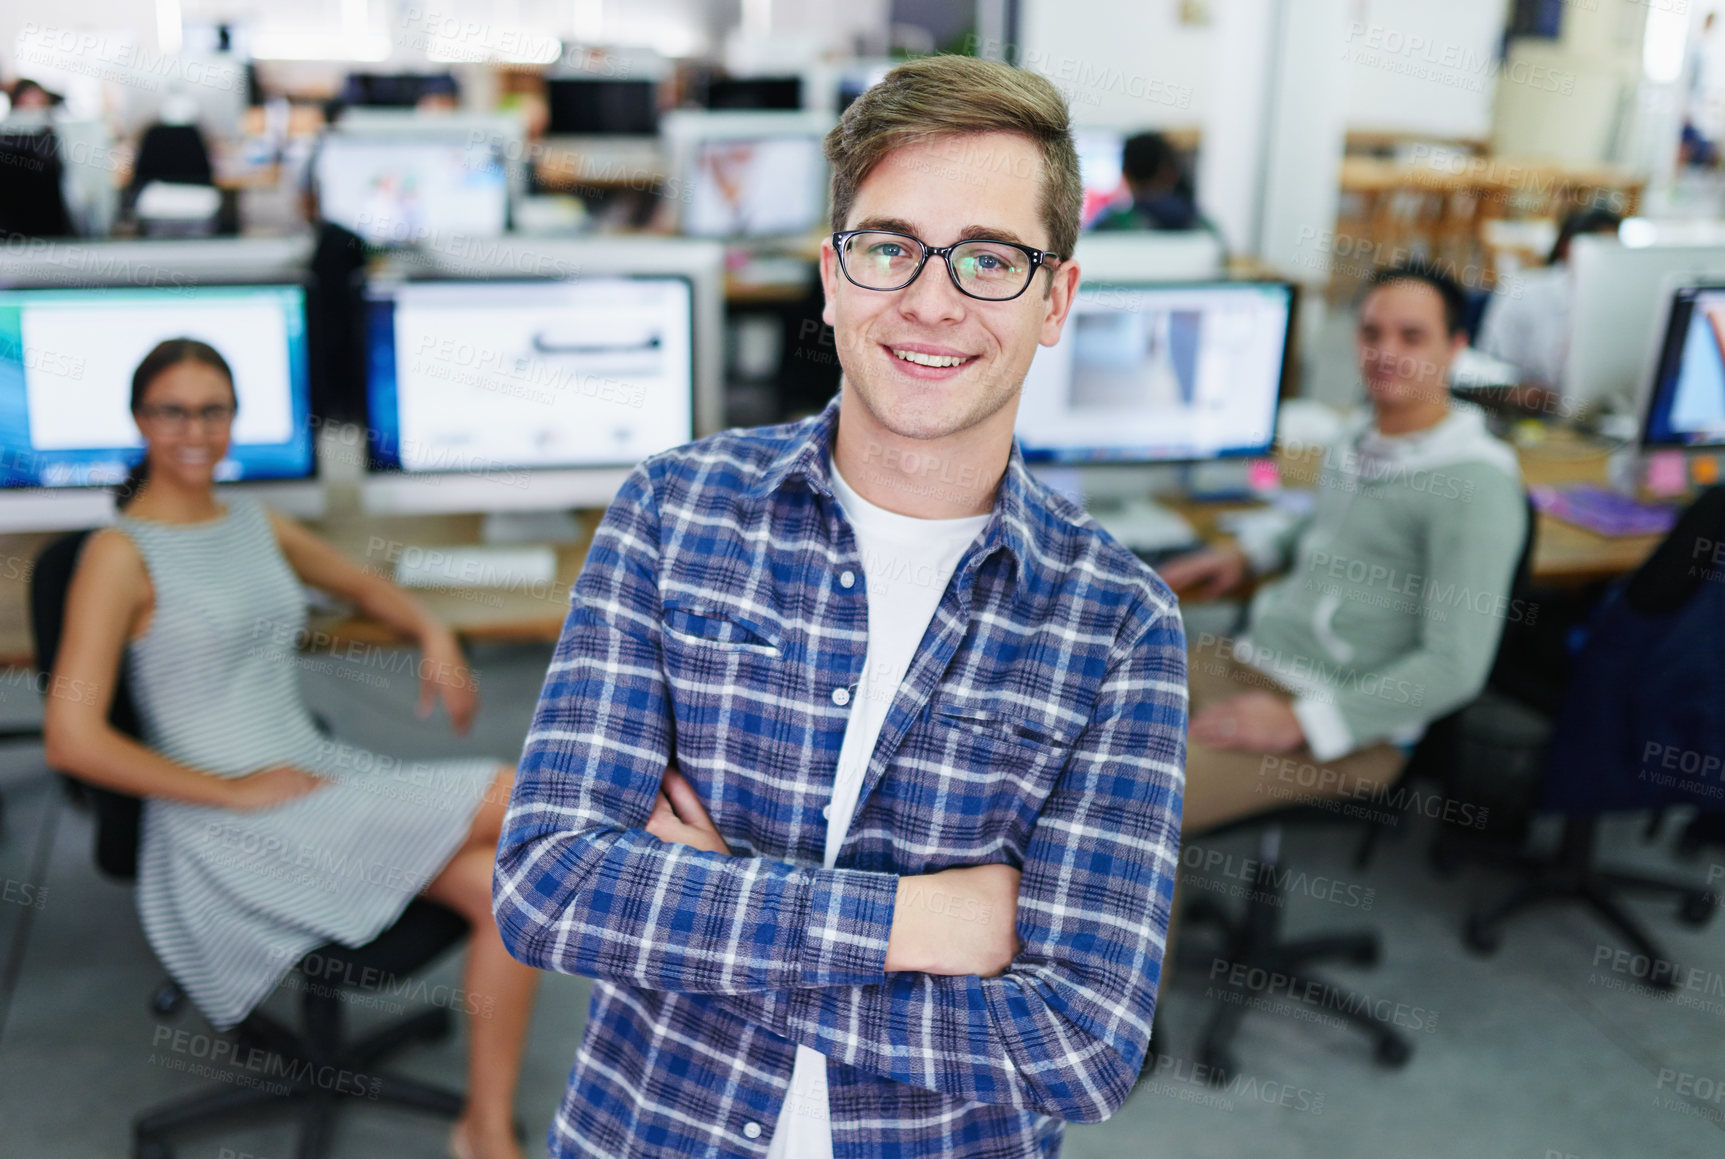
[43,338,537,1159]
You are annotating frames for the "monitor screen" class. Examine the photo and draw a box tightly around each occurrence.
[1074,129,1127,228]
[0,283,312,488]
[684,135,826,239]
[314,135,508,247]
[1015,282,1291,463]
[1642,283,1725,449]
[341,72,459,108]
[545,79,659,135]
[707,77,802,111]
[364,276,695,474]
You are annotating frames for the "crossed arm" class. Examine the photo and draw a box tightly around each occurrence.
[492,465,1188,1121]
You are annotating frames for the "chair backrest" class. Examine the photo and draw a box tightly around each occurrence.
[29,529,147,880]
[131,123,214,190]
[0,129,74,237]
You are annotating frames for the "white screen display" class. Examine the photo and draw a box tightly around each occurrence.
[380,278,694,471]
[19,292,294,450]
[1016,283,1289,462]
[684,136,825,238]
[315,137,508,246]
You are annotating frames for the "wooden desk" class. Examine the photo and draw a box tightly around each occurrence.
[0,430,1671,673]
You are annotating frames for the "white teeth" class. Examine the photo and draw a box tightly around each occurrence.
[893,348,969,368]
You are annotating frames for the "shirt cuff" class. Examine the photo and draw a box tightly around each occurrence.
[796,866,898,988]
[1291,696,1354,763]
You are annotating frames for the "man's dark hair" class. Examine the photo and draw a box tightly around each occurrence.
[1364,262,1467,337]
[1121,132,1180,188]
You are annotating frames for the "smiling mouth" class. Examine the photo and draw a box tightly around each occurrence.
[888,346,978,370]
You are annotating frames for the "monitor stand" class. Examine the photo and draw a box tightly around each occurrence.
[481,509,586,543]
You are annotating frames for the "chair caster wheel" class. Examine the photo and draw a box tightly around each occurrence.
[149,982,183,1017]
[134,1136,171,1159]
[1679,892,1716,927]
[1463,915,1501,956]
[1375,1035,1413,1068]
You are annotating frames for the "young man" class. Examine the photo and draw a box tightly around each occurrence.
[1162,265,1527,833]
[493,55,1187,1158]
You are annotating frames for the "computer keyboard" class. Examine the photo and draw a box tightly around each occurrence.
[393,545,558,590]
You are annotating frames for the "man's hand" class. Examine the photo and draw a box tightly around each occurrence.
[885,864,1022,977]
[646,765,732,855]
[1158,545,1249,599]
[1190,691,1305,753]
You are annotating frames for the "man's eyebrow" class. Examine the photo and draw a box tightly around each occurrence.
[849,217,1040,251]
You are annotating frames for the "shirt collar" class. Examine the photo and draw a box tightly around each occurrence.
[747,393,1038,590]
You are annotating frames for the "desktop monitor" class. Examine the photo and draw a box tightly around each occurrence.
[361,275,695,514]
[545,79,659,135]
[662,111,831,240]
[1640,282,1725,450]
[0,282,316,531]
[313,131,510,247]
[341,73,459,108]
[1073,129,1127,227]
[1015,281,1292,464]
[707,77,802,111]
[1565,235,1725,411]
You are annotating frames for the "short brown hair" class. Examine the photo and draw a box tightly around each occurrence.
[824,55,1081,263]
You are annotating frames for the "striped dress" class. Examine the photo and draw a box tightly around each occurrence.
[114,496,500,1030]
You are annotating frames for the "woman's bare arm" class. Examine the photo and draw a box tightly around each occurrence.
[42,528,321,810]
[266,511,478,733]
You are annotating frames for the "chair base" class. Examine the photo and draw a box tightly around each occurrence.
[1462,815,1717,987]
[134,1005,463,1159]
[1182,891,1414,1083]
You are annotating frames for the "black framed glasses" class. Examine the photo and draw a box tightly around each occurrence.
[833,230,1062,302]
[136,403,236,432]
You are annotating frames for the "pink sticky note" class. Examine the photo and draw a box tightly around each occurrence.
[1247,459,1280,492]
[1645,450,1687,497]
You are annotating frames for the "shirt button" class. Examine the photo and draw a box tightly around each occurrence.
[822,804,832,820]
[743,1121,763,1139]
[831,687,850,706]
[839,570,856,588]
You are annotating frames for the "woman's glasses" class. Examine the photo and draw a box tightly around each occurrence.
[136,403,236,432]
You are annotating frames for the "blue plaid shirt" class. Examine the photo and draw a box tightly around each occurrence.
[495,396,1187,1159]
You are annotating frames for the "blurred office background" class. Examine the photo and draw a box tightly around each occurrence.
[0,1,1723,1156]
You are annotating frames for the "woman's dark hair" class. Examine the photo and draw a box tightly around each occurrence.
[116,338,237,510]
[1548,208,1622,266]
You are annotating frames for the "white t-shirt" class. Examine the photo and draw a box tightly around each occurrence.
[765,460,992,1159]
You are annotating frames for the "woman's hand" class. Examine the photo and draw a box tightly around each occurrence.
[225,764,327,810]
[646,765,732,856]
[418,628,478,736]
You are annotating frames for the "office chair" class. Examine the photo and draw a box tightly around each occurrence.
[30,530,474,1159]
[1178,491,1542,1082]
[0,128,75,237]
[130,123,215,189]
[1458,487,1725,980]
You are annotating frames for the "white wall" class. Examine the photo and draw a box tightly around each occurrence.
[1014,0,1208,129]
[1341,0,1511,140]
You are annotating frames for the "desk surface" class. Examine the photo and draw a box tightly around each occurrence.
[0,430,1669,670]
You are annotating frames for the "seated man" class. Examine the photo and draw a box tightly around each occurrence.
[1163,264,1527,832]
[495,54,1186,1159]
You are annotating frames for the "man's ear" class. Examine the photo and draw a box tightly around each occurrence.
[1038,258,1082,348]
[819,237,839,329]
